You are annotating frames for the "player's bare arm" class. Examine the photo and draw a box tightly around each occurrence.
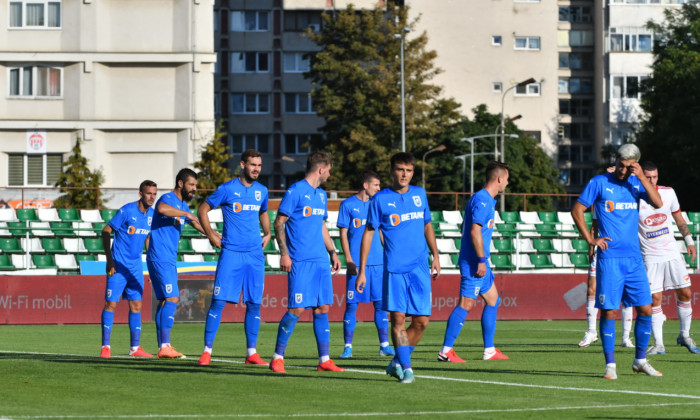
[355,226,375,293]
[588,218,598,260]
[673,211,697,262]
[470,222,487,278]
[572,202,611,250]
[339,227,356,275]
[101,224,116,276]
[322,223,341,275]
[630,162,662,208]
[197,201,222,249]
[157,202,200,224]
[425,222,440,279]
[259,210,271,249]
[274,213,292,272]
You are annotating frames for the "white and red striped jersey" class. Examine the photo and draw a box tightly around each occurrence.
[638,186,683,263]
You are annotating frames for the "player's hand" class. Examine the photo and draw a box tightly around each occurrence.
[330,253,341,275]
[628,162,643,177]
[261,233,272,250]
[431,257,441,280]
[208,233,222,249]
[280,254,292,273]
[592,237,612,251]
[185,213,199,224]
[346,261,358,276]
[689,244,697,263]
[356,272,366,293]
[106,262,116,277]
[476,262,486,278]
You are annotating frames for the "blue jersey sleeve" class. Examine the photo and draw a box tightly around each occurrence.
[278,188,299,218]
[108,207,127,231]
[577,177,600,208]
[422,189,432,224]
[260,188,269,213]
[336,200,351,229]
[367,196,382,230]
[469,195,490,226]
[628,175,649,203]
[206,183,229,210]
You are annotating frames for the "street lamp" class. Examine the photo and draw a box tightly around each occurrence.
[422,144,447,189]
[460,134,517,194]
[394,27,410,152]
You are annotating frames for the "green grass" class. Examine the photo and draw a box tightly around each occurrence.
[1,320,700,419]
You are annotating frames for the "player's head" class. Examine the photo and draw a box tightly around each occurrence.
[485,161,510,193]
[614,143,641,181]
[359,170,381,197]
[306,151,332,184]
[641,161,658,187]
[138,180,157,208]
[390,152,415,189]
[240,149,262,183]
[175,168,198,202]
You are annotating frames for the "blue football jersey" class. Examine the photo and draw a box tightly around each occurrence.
[109,201,153,272]
[458,188,496,264]
[336,195,383,266]
[366,185,431,273]
[577,173,649,259]
[277,179,328,263]
[206,178,268,252]
[147,191,191,262]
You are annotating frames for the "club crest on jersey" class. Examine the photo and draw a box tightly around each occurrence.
[214,286,220,296]
[255,191,261,201]
[347,291,354,300]
[413,196,422,207]
[353,218,363,228]
[166,284,173,294]
[599,294,605,305]
[295,293,303,304]
[389,214,401,226]
[148,217,152,226]
[106,289,112,298]
[234,202,242,213]
[320,193,325,204]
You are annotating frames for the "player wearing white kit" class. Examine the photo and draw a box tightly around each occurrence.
[638,162,698,355]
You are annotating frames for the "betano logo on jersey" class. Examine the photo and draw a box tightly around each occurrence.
[352,218,365,228]
[127,226,150,235]
[644,214,667,227]
[389,212,424,226]
[487,219,495,229]
[604,200,638,212]
[303,206,325,217]
[233,202,261,213]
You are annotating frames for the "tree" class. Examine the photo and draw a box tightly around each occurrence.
[636,3,700,209]
[193,120,232,206]
[54,136,106,209]
[306,3,462,192]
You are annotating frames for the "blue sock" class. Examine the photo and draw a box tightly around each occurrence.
[159,301,177,346]
[204,299,226,348]
[274,312,300,356]
[600,317,616,364]
[373,301,389,345]
[481,297,500,348]
[396,345,412,370]
[443,306,468,348]
[343,303,358,345]
[101,310,114,346]
[635,315,652,360]
[128,311,141,348]
[313,313,330,358]
[245,303,262,350]
[155,303,163,348]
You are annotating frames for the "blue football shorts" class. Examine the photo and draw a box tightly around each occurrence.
[146,260,179,300]
[105,263,144,302]
[213,248,265,304]
[347,264,383,303]
[596,256,652,310]
[382,260,431,317]
[458,258,495,299]
[287,260,333,309]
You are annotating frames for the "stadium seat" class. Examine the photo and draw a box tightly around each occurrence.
[442,210,463,226]
[96,254,107,262]
[537,212,558,224]
[327,210,339,227]
[55,254,79,272]
[569,253,590,269]
[430,211,445,223]
[529,254,555,269]
[438,222,461,237]
[0,223,10,237]
[491,254,514,270]
[556,211,575,225]
[451,253,460,267]
[267,254,281,269]
[519,211,542,224]
[42,238,67,254]
[37,208,61,222]
[191,238,215,253]
[100,209,119,222]
[532,238,556,253]
[268,210,277,223]
[51,222,75,237]
[74,253,97,263]
[687,212,700,225]
[15,208,38,222]
[183,254,204,262]
[33,254,57,269]
[685,252,698,268]
[518,254,536,269]
[516,223,540,237]
[0,208,19,222]
[28,221,53,237]
[515,238,537,253]
[495,223,517,237]
[333,238,343,253]
[84,237,106,253]
[583,212,593,226]
[550,253,574,268]
[63,238,87,253]
[439,254,456,269]
[80,209,104,223]
[552,238,576,254]
[7,221,28,236]
[181,224,199,238]
[500,211,521,224]
[436,238,459,254]
[263,240,278,254]
[535,223,558,237]
[207,208,223,223]
[0,238,24,253]
[571,239,589,253]
[492,238,515,253]
[494,211,504,224]
[73,222,96,237]
[11,254,34,269]
[0,254,14,270]
[204,254,218,262]
[337,253,347,269]
[677,240,687,254]
[177,238,194,254]
[20,238,44,253]
[58,208,81,222]
[454,238,461,249]
[557,223,580,237]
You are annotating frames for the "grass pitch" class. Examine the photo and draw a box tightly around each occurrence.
[1,320,700,419]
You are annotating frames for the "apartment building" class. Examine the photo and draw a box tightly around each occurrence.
[0,0,216,202]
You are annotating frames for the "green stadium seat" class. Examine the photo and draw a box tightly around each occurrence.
[51,221,75,237]
[583,212,593,226]
[15,208,38,222]
[100,209,119,222]
[499,211,522,224]
[492,238,515,253]
[58,208,81,222]
[41,238,67,253]
[495,223,517,237]
[75,253,97,263]
[685,252,698,268]
[529,254,555,269]
[204,254,218,262]
[491,254,515,270]
[337,253,347,269]
[83,237,106,253]
[535,223,558,237]
[569,253,590,268]
[0,237,23,253]
[454,238,461,249]
[178,238,195,254]
[32,254,57,269]
[92,222,108,234]
[0,254,15,270]
[181,224,199,238]
[537,212,558,224]
[333,238,343,253]
[571,239,589,253]
[451,253,460,266]
[532,238,556,253]
[430,211,445,223]
[7,221,28,236]
[268,210,278,222]
[263,240,278,254]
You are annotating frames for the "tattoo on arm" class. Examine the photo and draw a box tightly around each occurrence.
[274,218,289,255]
[679,223,691,238]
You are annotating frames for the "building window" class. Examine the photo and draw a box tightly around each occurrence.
[231,94,269,114]
[284,93,315,114]
[515,83,541,96]
[569,30,594,47]
[558,145,594,163]
[283,53,311,73]
[9,66,62,97]
[285,134,320,155]
[559,99,593,117]
[558,6,592,23]
[230,134,270,154]
[609,29,654,52]
[8,154,62,186]
[492,82,503,93]
[514,36,540,50]
[611,75,648,99]
[9,1,61,29]
[283,11,323,32]
[558,78,593,94]
[558,123,593,141]
[231,11,269,32]
[492,36,502,46]
[558,52,593,70]
[230,52,269,73]
[609,125,634,145]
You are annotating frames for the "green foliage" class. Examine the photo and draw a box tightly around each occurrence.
[53,136,106,209]
[306,3,461,191]
[193,120,232,206]
[637,3,700,209]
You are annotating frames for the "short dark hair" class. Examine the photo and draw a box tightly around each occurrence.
[306,151,332,173]
[641,161,657,172]
[175,168,198,187]
[139,180,157,193]
[358,170,380,189]
[486,161,509,182]
[241,149,261,163]
[390,152,415,169]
